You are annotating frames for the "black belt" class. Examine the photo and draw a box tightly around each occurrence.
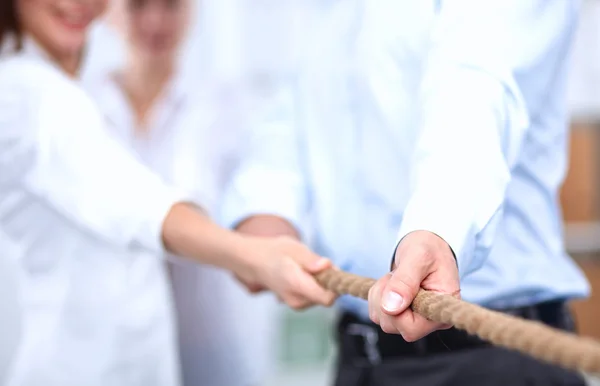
[336,299,576,365]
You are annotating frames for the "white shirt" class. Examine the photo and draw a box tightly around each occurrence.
[0,230,22,384]
[84,68,278,386]
[567,0,600,120]
[0,39,189,386]
[222,0,590,318]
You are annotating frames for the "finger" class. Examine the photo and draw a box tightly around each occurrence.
[290,263,338,306]
[304,257,333,273]
[233,274,266,294]
[282,294,311,311]
[367,282,380,324]
[276,293,306,310]
[379,313,401,335]
[368,273,390,324]
[381,248,432,316]
[285,241,331,273]
[389,308,443,342]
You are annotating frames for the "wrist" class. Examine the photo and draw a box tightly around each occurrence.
[163,203,259,276]
[236,215,301,239]
[391,230,456,270]
[225,234,266,283]
[216,232,254,276]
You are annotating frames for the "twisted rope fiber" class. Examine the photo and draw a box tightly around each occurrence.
[314,269,600,373]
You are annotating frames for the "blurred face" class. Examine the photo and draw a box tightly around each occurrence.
[126,0,190,62]
[17,0,107,60]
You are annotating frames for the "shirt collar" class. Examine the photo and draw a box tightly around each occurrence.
[1,34,87,78]
[92,61,191,139]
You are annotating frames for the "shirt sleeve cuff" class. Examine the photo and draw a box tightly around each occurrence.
[396,196,477,278]
[131,186,203,255]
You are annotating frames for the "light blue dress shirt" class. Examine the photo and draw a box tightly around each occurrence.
[222,0,590,320]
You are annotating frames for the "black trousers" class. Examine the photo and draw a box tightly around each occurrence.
[333,300,586,386]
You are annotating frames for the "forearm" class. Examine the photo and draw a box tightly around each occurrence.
[235,214,301,239]
[162,204,337,310]
[162,202,253,274]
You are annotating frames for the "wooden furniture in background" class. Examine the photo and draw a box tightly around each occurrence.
[562,122,600,338]
[572,260,600,338]
[561,123,599,222]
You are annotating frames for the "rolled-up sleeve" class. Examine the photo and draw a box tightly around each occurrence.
[220,77,310,236]
[0,61,191,254]
[396,0,580,276]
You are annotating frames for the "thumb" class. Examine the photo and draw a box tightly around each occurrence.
[304,257,332,274]
[381,255,428,316]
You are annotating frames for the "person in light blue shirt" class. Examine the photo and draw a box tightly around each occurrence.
[222,0,590,385]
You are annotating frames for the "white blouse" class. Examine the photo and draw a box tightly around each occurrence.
[84,68,278,386]
[0,39,190,386]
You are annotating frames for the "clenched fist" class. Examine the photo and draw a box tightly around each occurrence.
[368,230,460,341]
[235,235,338,310]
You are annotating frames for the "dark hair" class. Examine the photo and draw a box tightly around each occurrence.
[0,0,22,51]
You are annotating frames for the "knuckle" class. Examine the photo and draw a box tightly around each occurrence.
[387,274,418,297]
[369,310,379,325]
[401,332,420,343]
[325,293,337,307]
[286,297,305,310]
[370,281,384,302]
[319,293,335,307]
[308,289,329,305]
[400,242,435,268]
[416,242,435,260]
[379,318,397,334]
[368,285,377,302]
[400,326,423,343]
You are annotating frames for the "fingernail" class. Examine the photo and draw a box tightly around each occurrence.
[382,291,404,312]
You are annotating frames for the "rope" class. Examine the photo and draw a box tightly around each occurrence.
[314,268,600,373]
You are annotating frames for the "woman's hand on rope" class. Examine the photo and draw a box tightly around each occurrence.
[368,230,460,341]
[235,235,338,310]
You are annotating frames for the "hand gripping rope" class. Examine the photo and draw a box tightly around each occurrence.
[314,269,600,373]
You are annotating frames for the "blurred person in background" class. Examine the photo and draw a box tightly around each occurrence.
[0,0,337,384]
[84,0,278,384]
[223,0,590,385]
